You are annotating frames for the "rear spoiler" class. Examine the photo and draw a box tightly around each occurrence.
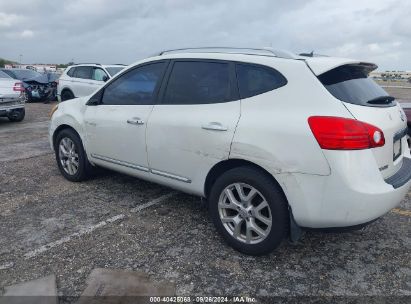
[303,57,378,76]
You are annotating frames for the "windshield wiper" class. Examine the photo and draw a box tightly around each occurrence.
[366,96,395,105]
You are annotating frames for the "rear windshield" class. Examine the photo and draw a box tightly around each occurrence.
[10,69,41,80]
[105,67,125,77]
[0,71,11,78]
[318,65,395,107]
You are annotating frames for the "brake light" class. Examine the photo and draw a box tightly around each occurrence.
[308,116,385,150]
[13,82,24,92]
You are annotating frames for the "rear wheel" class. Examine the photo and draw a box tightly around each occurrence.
[54,129,92,182]
[7,108,25,122]
[209,166,289,256]
[61,90,75,101]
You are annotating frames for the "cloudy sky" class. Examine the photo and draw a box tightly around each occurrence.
[0,0,410,70]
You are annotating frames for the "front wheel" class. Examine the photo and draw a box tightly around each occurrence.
[54,129,92,182]
[209,166,289,256]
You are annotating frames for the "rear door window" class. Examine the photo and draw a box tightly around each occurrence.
[318,64,394,107]
[163,61,232,104]
[92,68,108,81]
[235,63,287,99]
[73,66,92,79]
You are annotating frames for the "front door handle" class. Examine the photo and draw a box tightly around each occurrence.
[127,117,145,125]
[201,122,228,131]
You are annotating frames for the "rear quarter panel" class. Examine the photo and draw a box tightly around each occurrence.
[57,75,73,96]
[230,58,354,176]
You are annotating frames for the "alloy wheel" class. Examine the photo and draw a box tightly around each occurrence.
[218,183,272,244]
[59,137,79,175]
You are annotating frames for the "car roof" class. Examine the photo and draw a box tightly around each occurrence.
[1,68,37,71]
[146,47,378,76]
[102,64,126,68]
[67,64,126,68]
[158,47,299,59]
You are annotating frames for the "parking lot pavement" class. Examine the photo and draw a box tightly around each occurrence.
[0,103,410,302]
[0,103,53,162]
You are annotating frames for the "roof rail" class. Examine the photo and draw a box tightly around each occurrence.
[107,64,128,66]
[71,63,102,66]
[158,47,298,59]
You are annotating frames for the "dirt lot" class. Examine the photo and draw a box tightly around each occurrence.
[377,80,411,102]
[0,102,410,303]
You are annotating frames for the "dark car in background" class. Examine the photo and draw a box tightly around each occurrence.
[0,68,59,103]
[400,103,411,135]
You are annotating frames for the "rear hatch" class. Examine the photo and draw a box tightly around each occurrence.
[312,61,408,179]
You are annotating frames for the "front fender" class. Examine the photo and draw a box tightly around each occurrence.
[49,98,87,150]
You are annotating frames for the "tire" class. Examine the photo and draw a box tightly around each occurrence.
[7,108,25,122]
[209,166,289,256]
[61,90,75,101]
[54,128,93,182]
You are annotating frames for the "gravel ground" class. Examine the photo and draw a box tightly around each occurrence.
[0,103,410,303]
[376,81,411,102]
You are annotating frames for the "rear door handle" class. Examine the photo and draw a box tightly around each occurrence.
[201,122,228,131]
[127,117,145,125]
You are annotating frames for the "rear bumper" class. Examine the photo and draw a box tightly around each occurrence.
[385,157,411,188]
[0,100,25,116]
[276,149,411,228]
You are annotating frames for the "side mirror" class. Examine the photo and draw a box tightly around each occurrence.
[102,75,109,82]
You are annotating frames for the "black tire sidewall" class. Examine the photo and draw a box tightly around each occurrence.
[8,108,25,122]
[54,129,89,182]
[209,166,289,256]
[61,90,74,101]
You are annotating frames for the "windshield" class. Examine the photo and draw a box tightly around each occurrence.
[318,64,395,107]
[10,69,41,80]
[0,70,12,79]
[105,67,125,76]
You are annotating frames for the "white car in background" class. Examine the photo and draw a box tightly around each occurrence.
[0,70,25,122]
[49,48,411,255]
[57,64,125,101]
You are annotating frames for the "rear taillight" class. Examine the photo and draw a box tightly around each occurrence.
[308,116,385,150]
[13,82,24,92]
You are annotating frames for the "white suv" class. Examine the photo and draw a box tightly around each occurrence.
[49,48,411,255]
[57,64,125,101]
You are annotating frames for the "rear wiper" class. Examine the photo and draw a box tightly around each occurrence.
[366,96,395,105]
